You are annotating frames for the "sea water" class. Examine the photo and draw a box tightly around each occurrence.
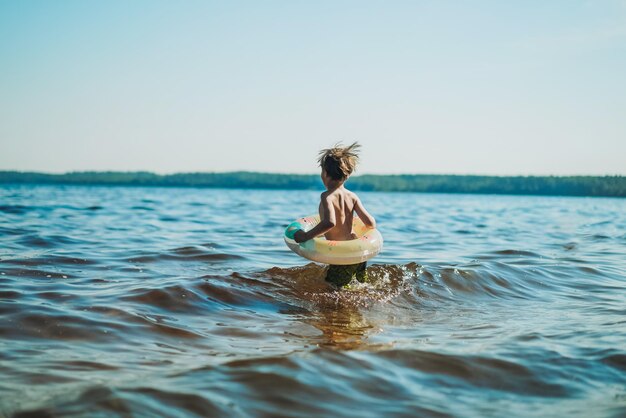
[1,185,625,417]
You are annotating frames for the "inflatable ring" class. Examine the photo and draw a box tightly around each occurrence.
[284,214,383,265]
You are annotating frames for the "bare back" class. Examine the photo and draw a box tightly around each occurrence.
[319,188,359,241]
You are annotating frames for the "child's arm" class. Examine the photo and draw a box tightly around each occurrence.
[294,195,336,243]
[354,196,376,228]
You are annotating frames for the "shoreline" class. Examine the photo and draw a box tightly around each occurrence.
[1,171,624,198]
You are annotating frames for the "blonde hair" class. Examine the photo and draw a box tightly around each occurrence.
[317,142,361,180]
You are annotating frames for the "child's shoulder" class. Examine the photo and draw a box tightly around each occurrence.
[320,189,348,200]
[321,188,358,198]
[344,188,359,200]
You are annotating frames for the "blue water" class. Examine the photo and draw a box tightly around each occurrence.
[1,185,625,417]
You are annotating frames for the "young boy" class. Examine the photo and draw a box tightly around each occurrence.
[294,142,377,288]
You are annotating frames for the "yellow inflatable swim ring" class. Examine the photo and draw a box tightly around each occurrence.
[284,214,383,265]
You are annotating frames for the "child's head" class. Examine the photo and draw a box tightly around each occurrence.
[317,142,361,182]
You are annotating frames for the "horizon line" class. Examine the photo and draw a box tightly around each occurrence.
[0,169,624,179]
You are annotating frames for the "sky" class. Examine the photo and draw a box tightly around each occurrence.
[1,0,625,176]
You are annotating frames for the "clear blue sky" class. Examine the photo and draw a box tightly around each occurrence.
[1,0,625,175]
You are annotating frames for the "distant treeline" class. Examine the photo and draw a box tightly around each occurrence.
[0,171,624,197]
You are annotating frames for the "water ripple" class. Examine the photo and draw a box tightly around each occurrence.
[1,185,625,417]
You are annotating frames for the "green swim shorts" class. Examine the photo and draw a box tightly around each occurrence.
[325,262,368,288]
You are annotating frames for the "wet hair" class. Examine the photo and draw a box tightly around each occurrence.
[317,142,361,181]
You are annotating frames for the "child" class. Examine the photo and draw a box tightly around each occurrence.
[294,142,377,288]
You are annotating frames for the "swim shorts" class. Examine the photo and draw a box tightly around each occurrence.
[325,262,368,288]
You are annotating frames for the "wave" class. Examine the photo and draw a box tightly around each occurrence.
[127,245,244,264]
[12,345,626,418]
[3,259,625,418]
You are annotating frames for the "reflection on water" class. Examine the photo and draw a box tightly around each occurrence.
[1,185,625,417]
[311,305,384,351]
